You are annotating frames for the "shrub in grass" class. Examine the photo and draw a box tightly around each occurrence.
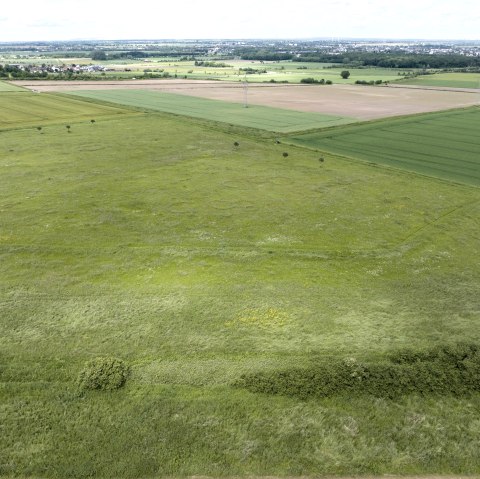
[282,152,289,158]
[234,343,480,399]
[78,357,129,391]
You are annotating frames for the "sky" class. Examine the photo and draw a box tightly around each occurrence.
[0,0,479,42]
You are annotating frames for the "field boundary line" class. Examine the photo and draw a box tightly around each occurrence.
[397,198,480,246]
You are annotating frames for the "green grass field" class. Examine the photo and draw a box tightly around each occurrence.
[398,72,480,89]
[1,90,480,476]
[0,80,27,92]
[288,107,480,186]
[67,89,355,132]
[0,91,133,129]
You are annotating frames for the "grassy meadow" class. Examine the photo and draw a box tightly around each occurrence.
[68,89,355,132]
[0,80,26,92]
[288,107,480,186]
[1,90,480,476]
[399,72,480,89]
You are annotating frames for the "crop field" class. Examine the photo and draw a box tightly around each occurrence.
[0,80,26,92]
[0,91,132,129]
[67,89,355,132]
[1,85,480,477]
[16,79,480,120]
[399,72,480,89]
[288,107,480,186]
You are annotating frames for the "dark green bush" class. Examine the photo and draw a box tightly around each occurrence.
[78,357,129,391]
[234,343,480,399]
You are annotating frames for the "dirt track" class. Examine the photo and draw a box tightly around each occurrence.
[12,79,480,120]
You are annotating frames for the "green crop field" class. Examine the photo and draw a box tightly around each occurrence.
[1,87,480,477]
[0,91,133,129]
[398,72,480,89]
[67,89,355,132]
[288,107,480,186]
[0,80,27,92]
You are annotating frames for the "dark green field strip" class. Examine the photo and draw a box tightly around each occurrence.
[68,89,356,132]
[362,130,480,159]
[288,107,480,186]
[312,139,480,180]
[315,135,480,172]
[384,123,480,142]
[319,130,480,165]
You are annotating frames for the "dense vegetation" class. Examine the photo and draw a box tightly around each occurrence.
[235,343,480,399]
[294,52,480,69]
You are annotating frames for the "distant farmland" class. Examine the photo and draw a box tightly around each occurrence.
[399,72,480,89]
[288,107,480,186]
[67,89,354,132]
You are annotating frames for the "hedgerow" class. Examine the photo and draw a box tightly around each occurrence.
[234,343,480,399]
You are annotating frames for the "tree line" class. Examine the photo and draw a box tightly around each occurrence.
[237,49,480,69]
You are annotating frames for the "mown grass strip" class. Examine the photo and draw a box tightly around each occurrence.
[0,91,133,129]
[0,80,27,92]
[67,89,356,133]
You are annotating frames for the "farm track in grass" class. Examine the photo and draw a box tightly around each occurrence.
[287,107,480,186]
[66,89,355,132]
[0,91,134,129]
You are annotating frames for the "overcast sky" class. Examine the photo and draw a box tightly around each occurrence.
[0,0,479,42]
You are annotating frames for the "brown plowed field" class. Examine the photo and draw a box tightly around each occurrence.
[12,79,480,120]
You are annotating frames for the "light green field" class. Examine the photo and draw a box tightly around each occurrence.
[0,80,27,91]
[399,72,480,89]
[129,61,404,84]
[67,89,355,132]
[1,90,480,476]
[0,91,133,129]
[288,107,480,186]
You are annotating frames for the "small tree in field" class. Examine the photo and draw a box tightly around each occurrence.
[341,70,350,79]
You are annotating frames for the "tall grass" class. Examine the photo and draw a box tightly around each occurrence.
[1,104,479,476]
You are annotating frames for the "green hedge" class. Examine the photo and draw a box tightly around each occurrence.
[234,343,480,399]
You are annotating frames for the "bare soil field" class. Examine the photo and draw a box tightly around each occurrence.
[12,79,480,120]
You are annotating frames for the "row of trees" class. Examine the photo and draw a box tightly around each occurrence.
[295,52,480,69]
[0,64,47,78]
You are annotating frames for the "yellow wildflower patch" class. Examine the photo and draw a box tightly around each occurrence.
[225,308,290,329]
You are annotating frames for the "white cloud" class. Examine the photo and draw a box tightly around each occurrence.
[0,0,479,40]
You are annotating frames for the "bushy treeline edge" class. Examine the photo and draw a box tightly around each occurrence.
[239,50,480,69]
[234,343,480,399]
